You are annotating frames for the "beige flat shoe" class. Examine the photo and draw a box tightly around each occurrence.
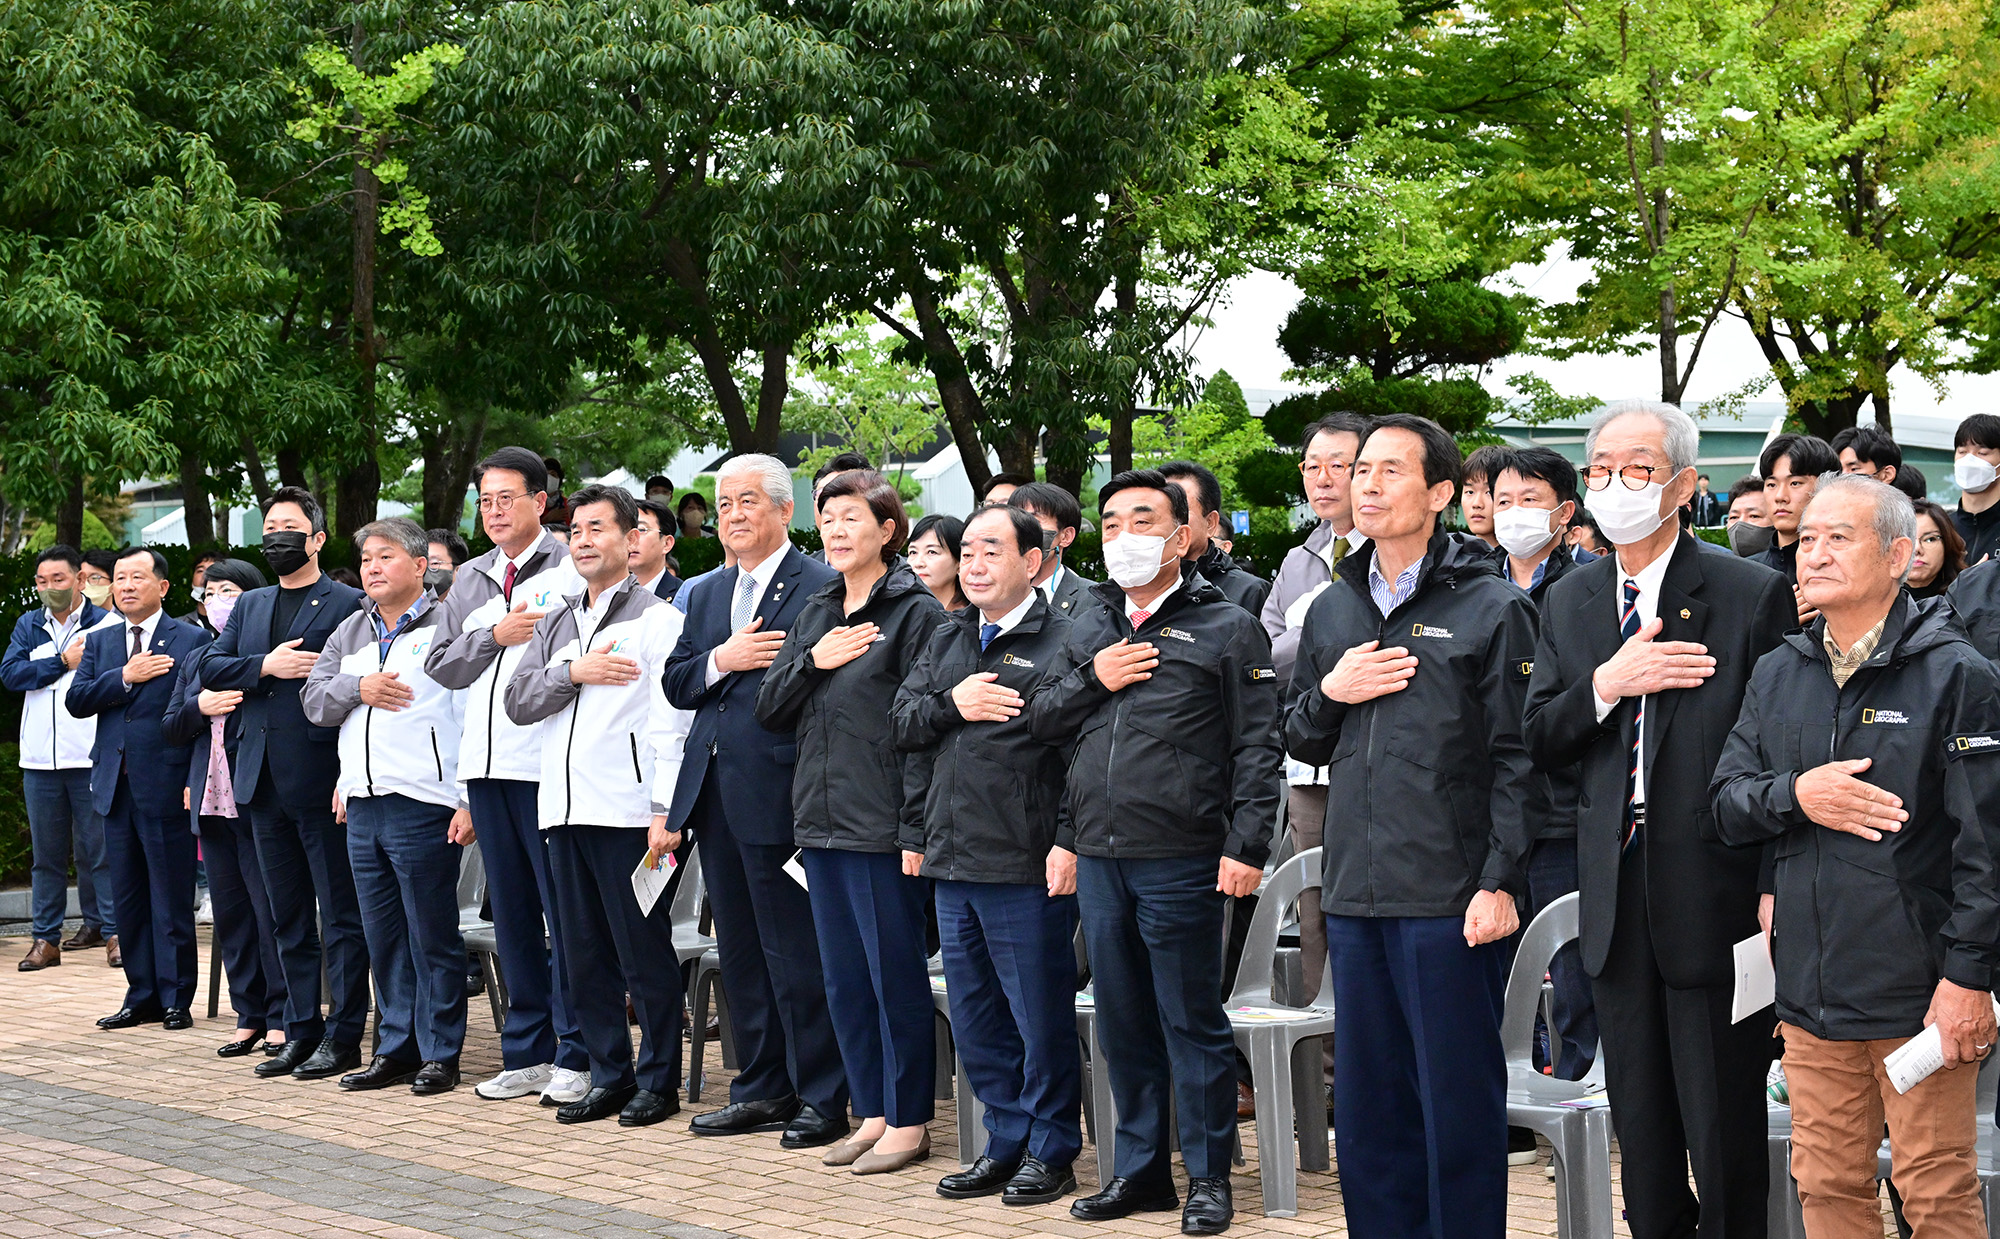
[822,1136,879,1167]
[851,1131,931,1175]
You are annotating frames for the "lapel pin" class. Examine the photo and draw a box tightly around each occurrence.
[1680,608,1691,619]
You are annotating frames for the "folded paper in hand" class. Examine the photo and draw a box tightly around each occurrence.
[631,849,677,917]
[1885,1025,1945,1096]
[1731,932,1775,1024]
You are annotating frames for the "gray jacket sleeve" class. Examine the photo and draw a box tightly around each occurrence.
[502,608,580,726]
[424,575,503,690]
[300,612,372,728]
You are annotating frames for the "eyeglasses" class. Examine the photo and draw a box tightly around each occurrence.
[1300,460,1351,480]
[478,491,533,513]
[1583,464,1670,491]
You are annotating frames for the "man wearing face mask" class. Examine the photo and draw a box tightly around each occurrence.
[424,529,467,600]
[1007,484,1097,618]
[1950,414,2000,566]
[1027,470,1282,1235]
[197,486,368,1082]
[1160,461,1270,616]
[81,551,119,615]
[178,552,223,635]
[1725,476,1776,558]
[1525,401,1794,1239]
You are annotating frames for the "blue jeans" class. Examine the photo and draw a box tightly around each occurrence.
[23,767,114,942]
[346,794,467,1064]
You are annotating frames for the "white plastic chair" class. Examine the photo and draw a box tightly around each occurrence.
[454,842,507,1033]
[672,847,735,1101]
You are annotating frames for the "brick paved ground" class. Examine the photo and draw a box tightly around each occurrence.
[0,927,1631,1238]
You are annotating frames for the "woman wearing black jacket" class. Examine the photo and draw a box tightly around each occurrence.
[756,471,946,1174]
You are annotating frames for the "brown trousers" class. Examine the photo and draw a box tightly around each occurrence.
[1781,1021,1986,1239]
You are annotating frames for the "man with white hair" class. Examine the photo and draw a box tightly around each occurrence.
[1713,475,2000,1239]
[1524,401,1796,1239]
[662,454,850,1149]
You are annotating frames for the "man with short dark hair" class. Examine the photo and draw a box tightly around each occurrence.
[1951,413,2000,565]
[1760,433,1842,587]
[813,452,872,494]
[1159,460,1269,615]
[979,472,1033,507]
[68,548,212,1029]
[645,475,675,504]
[180,551,224,634]
[633,499,681,602]
[1007,483,1095,618]
[1831,425,1904,489]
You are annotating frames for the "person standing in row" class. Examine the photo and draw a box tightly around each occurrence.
[894,504,1082,1206]
[757,470,945,1174]
[1029,469,1283,1236]
[1160,460,1269,616]
[5,545,119,971]
[664,454,848,1149]
[1008,484,1096,618]
[507,485,693,1126]
[424,448,590,1107]
[70,548,212,1031]
[1951,413,2000,565]
[1758,432,1840,588]
[303,518,473,1096]
[633,499,681,603]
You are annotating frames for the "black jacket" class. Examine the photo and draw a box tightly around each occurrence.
[1953,501,2000,569]
[1711,595,2000,1039]
[1755,537,1800,585]
[1286,530,1545,915]
[1946,558,2000,660]
[1194,544,1270,617]
[1027,564,1282,866]
[755,559,946,853]
[892,595,1074,883]
[1497,541,1592,840]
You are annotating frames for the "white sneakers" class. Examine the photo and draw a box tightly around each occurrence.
[540,1066,590,1105]
[475,1063,552,1100]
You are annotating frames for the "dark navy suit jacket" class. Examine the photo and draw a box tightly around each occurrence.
[67,613,212,817]
[662,545,838,845]
[194,574,363,811]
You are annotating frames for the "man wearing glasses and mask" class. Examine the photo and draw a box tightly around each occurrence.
[1007,484,1097,618]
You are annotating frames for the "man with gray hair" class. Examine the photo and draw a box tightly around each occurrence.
[1526,400,1796,1238]
[1713,474,2000,1238]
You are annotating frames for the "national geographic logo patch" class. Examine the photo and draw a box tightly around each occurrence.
[1410,623,1454,639]
[1248,666,1277,681]
[1862,708,1909,725]
[1952,734,2000,754]
[1514,660,1533,680]
[1160,627,1197,643]
[1002,653,1035,668]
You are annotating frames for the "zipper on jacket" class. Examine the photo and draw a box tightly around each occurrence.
[629,732,642,782]
[431,727,444,782]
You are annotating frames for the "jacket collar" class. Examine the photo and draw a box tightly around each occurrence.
[951,589,1051,641]
[282,573,340,642]
[1087,559,1221,616]
[1333,526,1498,600]
[809,556,927,613]
[359,589,438,627]
[1786,591,1958,667]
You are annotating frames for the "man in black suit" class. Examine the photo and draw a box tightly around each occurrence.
[663,453,849,1149]
[1525,401,1795,1239]
[68,548,211,1030]
[198,486,367,1081]
[633,498,681,603]
[1008,483,1097,618]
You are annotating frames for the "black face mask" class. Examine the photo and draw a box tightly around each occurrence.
[262,531,314,578]
[423,567,454,597]
[1727,520,1775,558]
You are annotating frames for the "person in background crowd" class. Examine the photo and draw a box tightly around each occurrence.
[1893,463,1929,502]
[1287,417,1543,1237]
[814,452,872,497]
[1832,425,1904,490]
[1029,469,1282,1235]
[4,545,120,971]
[327,567,363,590]
[1525,400,1794,1239]
[506,485,692,1126]
[758,471,945,1174]
[1007,483,1096,618]
[425,528,468,599]
[894,504,1081,1205]
[81,550,118,614]
[1908,499,1967,601]
[540,458,572,531]
[1567,513,1609,556]
[645,475,675,504]
[1951,413,2000,565]
[163,559,286,1057]
[907,514,969,613]
[424,447,590,1107]
[1761,434,1841,627]
[677,491,716,540]
[633,499,681,603]
[180,551,223,635]
[1727,476,1769,524]
[69,548,213,1032]
[1491,446,1594,594]
[1160,460,1270,616]
[1691,474,1724,527]
[1713,474,2000,1239]
[1460,445,1507,548]
[978,472,1033,507]
[1947,535,2000,661]
[664,454,849,1150]
[302,518,471,1097]
[197,486,369,1082]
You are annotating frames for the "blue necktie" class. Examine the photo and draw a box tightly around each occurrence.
[1621,580,1643,854]
[979,623,1000,652]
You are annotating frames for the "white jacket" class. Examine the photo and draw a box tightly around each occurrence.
[301,593,465,811]
[502,578,690,830]
[6,605,120,770]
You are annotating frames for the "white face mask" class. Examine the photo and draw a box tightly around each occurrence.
[1494,506,1559,560]
[1956,454,1998,495]
[1584,481,1669,546]
[1102,527,1180,589]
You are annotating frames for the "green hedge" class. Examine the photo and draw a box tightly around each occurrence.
[0,744,28,886]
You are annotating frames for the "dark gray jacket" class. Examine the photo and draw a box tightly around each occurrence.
[1945,558,2000,661]
[1194,543,1270,617]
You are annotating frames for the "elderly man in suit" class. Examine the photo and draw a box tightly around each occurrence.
[67,548,212,1030]
[198,486,367,1081]
[664,452,849,1149]
[1525,400,1795,1239]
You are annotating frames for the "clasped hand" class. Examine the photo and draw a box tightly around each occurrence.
[953,672,1023,722]
[569,641,640,686]
[1092,639,1158,692]
[715,617,786,674]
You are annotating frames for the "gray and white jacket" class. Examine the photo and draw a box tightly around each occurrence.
[502,577,690,830]
[301,592,464,811]
[423,532,583,782]
[1260,520,1366,787]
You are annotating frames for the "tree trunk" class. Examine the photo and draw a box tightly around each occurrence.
[1108,268,1138,476]
[902,272,991,494]
[336,21,382,538]
[1871,388,1892,436]
[240,433,273,508]
[178,444,215,547]
[751,337,789,455]
[1044,427,1083,498]
[997,425,1036,478]
[421,403,489,530]
[275,447,309,492]
[56,471,84,550]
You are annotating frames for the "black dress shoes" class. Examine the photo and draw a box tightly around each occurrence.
[255,1038,315,1077]
[688,1096,801,1136]
[1003,1157,1077,1206]
[96,1007,159,1030]
[411,1061,460,1096]
[557,1084,638,1124]
[292,1039,362,1081]
[162,1008,192,1031]
[618,1089,679,1126]
[1181,1176,1233,1235]
[1070,1176,1181,1221]
[217,1033,266,1058]
[779,1104,849,1149]
[339,1056,421,1091]
[937,1154,1025,1199]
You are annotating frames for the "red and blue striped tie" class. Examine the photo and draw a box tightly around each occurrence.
[1621,579,1643,853]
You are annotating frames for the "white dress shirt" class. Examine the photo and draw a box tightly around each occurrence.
[704,546,788,686]
[1036,561,1069,602]
[1593,538,1679,804]
[1123,575,1182,625]
[981,591,1036,638]
[122,607,166,691]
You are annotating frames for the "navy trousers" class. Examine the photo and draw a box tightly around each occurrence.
[347,794,467,1064]
[1326,913,1509,1239]
[936,879,1082,1164]
[102,782,197,1014]
[465,778,587,1073]
[247,778,369,1044]
[1525,837,1598,1080]
[545,823,683,1093]
[24,766,114,941]
[692,775,846,1115]
[199,812,285,1032]
[1076,854,1236,1182]
[803,847,935,1126]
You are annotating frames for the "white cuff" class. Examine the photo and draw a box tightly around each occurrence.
[704,650,725,688]
[1593,683,1618,721]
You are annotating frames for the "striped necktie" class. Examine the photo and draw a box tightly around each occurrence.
[1621,579,1643,853]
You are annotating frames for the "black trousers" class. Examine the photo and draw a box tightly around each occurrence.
[1594,845,1774,1239]
[247,780,369,1045]
[199,811,285,1031]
